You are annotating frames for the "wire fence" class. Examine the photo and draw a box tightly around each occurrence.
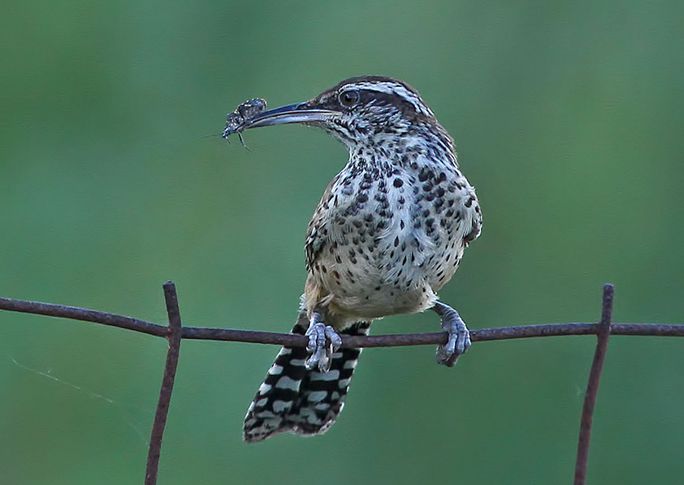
[1,282,683,484]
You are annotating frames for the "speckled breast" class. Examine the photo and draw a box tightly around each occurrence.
[307,159,481,320]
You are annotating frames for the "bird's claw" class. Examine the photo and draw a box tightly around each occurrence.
[436,311,471,367]
[305,322,342,372]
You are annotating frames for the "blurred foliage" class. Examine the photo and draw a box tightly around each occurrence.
[1,1,683,484]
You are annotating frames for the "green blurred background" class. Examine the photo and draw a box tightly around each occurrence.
[1,1,683,484]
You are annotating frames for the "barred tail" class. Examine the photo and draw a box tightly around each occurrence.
[243,315,370,443]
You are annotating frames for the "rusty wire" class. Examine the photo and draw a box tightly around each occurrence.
[1,282,682,484]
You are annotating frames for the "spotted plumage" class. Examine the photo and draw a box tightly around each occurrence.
[224,76,482,442]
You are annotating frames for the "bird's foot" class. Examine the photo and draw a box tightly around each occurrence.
[305,319,342,372]
[433,302,471,367]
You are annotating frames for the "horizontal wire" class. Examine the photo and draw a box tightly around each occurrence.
[1,295,682,347]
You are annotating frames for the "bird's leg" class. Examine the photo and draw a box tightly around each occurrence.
[305,309,342,372]
[432,301,471,367]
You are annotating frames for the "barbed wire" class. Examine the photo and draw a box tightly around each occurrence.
[1,282,682,485]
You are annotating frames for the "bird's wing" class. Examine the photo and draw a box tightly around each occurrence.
[305,177,339,272]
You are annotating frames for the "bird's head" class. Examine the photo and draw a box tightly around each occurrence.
[227,76,453,153]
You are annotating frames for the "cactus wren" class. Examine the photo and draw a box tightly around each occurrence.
[223,76,482,442]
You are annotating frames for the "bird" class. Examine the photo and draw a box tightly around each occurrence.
[223,76,482,442]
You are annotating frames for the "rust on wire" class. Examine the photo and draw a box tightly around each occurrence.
[574,284,614,485]
[1,283,684,484]
[145,282,183,485]
[0,296,168,336]
[0,295,683,347]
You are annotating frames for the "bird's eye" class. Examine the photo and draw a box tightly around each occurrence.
[338,90,360,108]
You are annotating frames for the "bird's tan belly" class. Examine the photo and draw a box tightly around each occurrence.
[306,244,442,325]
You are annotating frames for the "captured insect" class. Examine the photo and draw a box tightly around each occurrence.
[222,98,267,146]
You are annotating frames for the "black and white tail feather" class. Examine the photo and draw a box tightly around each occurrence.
[243,312,370,442]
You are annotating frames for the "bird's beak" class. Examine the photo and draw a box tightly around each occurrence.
[239,102,339,130]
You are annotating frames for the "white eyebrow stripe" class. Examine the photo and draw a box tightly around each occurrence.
[348,81,434,116]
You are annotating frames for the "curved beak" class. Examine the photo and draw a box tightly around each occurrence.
[223,102,339,140]
[244,102,339,129]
